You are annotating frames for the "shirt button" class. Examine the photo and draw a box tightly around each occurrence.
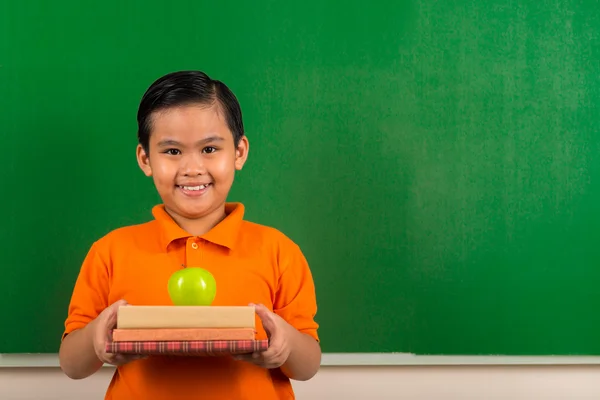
[191,242,199,250]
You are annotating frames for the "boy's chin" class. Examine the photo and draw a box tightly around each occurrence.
[166,202,222,220]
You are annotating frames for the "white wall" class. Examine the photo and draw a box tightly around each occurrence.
[1,366,600,399]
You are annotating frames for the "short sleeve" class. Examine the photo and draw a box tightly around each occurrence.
[273,241,319,342]
[62,242,110,340]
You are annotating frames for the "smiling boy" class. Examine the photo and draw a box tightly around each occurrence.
[58,70,321,399]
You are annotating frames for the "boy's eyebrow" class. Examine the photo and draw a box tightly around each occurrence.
[156,136,225,147]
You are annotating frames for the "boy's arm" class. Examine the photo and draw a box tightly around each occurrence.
[275,242,321,380]
[281,324,321,380]
[59,243,108,378]
[59,243,142,379]
[59,320,103,379]
[60,299,143,379]
[237,240,321,380]
[243,303,321,381]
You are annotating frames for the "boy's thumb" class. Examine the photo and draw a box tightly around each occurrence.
[104,299,128,319]
[111,299,129,309]
[104,299,128,326]
[253,304,275,326]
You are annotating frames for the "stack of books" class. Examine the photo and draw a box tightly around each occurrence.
[105,305,269,356]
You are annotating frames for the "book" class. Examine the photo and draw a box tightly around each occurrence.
[116,305,256,329]
[112,328,256,342]
[106,339,269,356]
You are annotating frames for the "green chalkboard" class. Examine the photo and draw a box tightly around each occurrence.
[2,0,600,355]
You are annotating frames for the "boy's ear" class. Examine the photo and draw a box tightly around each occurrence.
[136,144,152,177]
[234,136,250,171]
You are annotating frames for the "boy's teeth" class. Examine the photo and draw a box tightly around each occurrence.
[182,185,208,191]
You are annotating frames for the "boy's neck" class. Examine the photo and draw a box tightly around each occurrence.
[165,204,227,237]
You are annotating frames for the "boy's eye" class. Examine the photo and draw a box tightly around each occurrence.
[203,146,217,154]
[164,149,181,155]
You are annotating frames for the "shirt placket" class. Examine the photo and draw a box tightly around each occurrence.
[186,237,203,267]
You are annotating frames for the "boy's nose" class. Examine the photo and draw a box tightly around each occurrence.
[181,155,206,176]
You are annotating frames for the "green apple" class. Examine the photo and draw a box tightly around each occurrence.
[168,267,217,306]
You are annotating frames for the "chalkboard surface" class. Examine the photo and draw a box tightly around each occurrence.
[1,0,599,355]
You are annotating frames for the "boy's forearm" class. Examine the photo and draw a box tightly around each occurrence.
[281,330,321,381]
[59,322,103,379]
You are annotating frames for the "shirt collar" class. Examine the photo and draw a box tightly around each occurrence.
[152,202,245,251]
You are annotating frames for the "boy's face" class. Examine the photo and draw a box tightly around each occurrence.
[136,104,249,228]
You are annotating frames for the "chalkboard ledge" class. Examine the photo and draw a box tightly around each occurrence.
[2,353,600,367]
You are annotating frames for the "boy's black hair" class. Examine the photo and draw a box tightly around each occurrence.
[137,70,244,153]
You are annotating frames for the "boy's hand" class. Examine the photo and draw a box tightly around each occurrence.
[234,303,293,369]
[91,299,146,366]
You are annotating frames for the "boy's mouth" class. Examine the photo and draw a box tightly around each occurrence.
[177,184,211,191]
[177,184,212,197]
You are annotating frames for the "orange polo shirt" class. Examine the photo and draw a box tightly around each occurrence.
[62,202,319,400]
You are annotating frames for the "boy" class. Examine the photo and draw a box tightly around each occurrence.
[59,70,321,399]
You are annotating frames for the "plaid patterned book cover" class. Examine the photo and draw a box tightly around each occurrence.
[106,339,269,356]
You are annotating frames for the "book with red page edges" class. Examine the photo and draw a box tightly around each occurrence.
[106,339,269,356]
